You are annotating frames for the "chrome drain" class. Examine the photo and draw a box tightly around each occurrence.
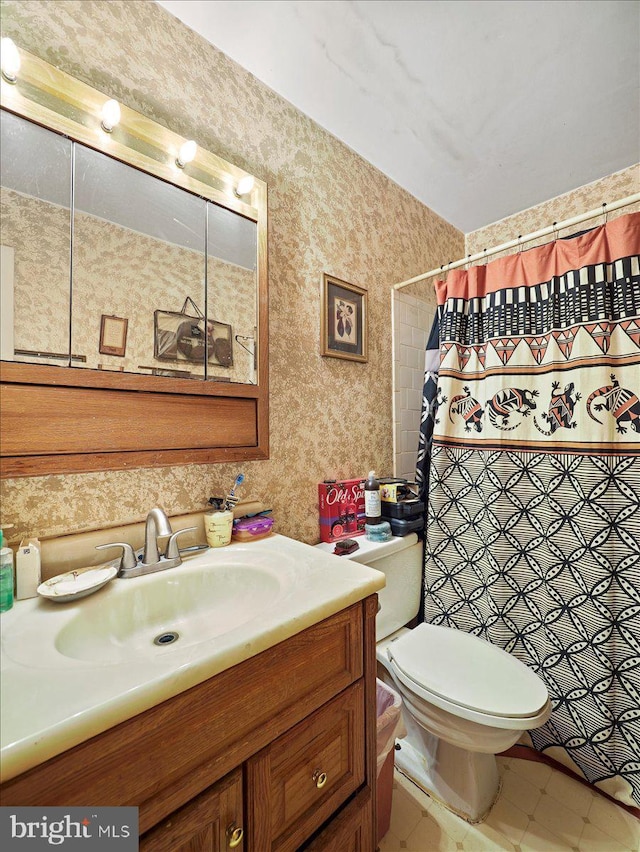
[153,631,179,646]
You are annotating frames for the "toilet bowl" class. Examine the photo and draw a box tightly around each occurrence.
[315,533,552,823]
[378,624,551,821]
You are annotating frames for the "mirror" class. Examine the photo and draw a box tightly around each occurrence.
[207,203,258,384]
[0,46,268,478]
[0,110,72,366]
[0,112,259,384]
[72,145,208,378]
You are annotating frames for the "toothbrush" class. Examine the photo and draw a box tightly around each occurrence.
[225,473,245,512]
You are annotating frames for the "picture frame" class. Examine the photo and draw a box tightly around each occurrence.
[99,314,128,357]
[321,274,368,362]
[154,310,233,367]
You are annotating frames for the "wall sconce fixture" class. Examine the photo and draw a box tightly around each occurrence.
[0,37,21,83]
[100,99,121,133]
[176,139,197,169]
[235,175,255,197]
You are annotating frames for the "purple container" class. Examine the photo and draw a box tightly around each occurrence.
[232,516,274,541]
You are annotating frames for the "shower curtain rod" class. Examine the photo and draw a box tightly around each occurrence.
[394,192,640,291]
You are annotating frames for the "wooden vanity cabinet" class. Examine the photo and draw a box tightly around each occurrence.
[1,597,378,851]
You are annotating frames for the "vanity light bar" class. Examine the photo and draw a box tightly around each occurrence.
[0,42,261,217]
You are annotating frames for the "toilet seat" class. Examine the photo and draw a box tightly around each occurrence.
[387,623,550,727]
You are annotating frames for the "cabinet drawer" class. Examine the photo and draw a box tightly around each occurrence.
[247,680,365,851]
[302,787,373,852]
[139,767,244,852]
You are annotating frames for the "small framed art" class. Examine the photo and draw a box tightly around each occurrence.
[321,274,368,362]
[99,314,128,357]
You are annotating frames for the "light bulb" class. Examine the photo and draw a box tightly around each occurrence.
[236,175,255,197]
[176,139,197,169]
[1,37,21,83]
[100,99,121,133]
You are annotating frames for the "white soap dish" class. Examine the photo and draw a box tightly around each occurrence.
[37,563,118,603]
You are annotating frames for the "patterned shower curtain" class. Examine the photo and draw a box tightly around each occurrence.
[416,212,640,808]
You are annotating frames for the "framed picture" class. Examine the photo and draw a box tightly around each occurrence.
[99,314,128,357]
[321,274,368,362]
[154,310,233,367]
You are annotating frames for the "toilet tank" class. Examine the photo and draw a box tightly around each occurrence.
[314,534,423,641]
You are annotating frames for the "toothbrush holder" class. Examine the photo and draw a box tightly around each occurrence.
[204,509,234,548]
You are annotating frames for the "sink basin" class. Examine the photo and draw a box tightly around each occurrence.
[55,562,283,664]
[3,546,294,670]
[1,533,385,784]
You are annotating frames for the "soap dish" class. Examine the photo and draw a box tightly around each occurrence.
[37,563,118,603]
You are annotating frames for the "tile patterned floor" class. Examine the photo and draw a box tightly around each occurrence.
[379,757,640,852]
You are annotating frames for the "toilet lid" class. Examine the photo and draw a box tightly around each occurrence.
[388,623,548,719]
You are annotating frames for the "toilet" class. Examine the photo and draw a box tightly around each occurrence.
[316,533,552,823]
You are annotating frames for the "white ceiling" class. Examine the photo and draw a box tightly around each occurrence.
[157,0,639,233]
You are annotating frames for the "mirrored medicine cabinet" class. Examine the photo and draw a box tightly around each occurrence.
[0,48,268,478]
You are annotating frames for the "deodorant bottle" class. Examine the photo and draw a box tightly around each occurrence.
[364,470,381,525]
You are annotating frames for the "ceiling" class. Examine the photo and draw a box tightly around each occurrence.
[156,0,639,233]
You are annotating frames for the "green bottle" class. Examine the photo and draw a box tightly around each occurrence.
[0,529,14,612]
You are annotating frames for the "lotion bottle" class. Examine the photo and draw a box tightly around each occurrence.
[16,537,41,600]
[0,529,14,613]
[364,470,381,525]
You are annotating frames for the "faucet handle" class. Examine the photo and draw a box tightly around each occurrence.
[96,542,138,574]
[165,527,198,560]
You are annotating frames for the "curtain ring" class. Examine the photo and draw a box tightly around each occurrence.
[517,235,523,253]
[483,248,488,266]
[552,221,559,241]
[602,202,608,225]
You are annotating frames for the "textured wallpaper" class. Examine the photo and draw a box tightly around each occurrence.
[466,164,639,256]
[0,0,464,545]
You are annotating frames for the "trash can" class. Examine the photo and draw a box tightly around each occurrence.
[376,679,406,843]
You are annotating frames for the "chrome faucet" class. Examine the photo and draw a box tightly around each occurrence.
[96,507,196,579]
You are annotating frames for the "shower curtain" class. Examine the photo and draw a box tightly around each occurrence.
[417,212,640,808]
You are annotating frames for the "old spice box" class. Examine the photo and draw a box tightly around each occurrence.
[318,478,366,543]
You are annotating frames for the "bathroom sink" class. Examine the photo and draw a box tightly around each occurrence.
[4,547,292,670]
[54,562,283,664]
[1,534,385,783]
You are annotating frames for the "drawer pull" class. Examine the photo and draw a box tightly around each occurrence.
[313,769,328,789]
[226,823,244,848]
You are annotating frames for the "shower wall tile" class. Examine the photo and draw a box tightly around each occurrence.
[393,290,436,481]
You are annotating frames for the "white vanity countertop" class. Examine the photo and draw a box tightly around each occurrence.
[0,533,385,782]
[314,533,419,562]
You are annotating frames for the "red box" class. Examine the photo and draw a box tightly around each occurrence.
[318,478,365,543]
